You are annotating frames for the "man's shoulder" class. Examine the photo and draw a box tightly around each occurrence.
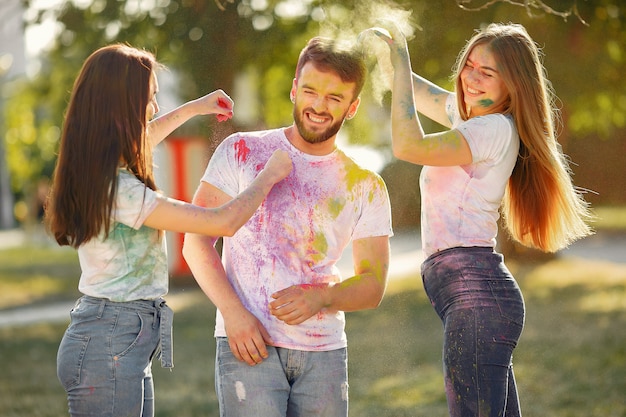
[336,149,385,181]
[226,128,284,143]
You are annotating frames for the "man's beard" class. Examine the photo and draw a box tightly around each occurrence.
[293,106,346,144]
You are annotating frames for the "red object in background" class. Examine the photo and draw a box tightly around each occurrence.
[158,137,210,277]
[169,139,191,276]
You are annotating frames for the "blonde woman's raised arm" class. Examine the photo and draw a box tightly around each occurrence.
[367,22,471,166]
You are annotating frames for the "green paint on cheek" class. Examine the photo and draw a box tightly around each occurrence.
[479,98,494,107]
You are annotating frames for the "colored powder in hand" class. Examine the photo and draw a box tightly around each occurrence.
[216,97,232,122]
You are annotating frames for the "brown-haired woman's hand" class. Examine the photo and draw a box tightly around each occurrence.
[263,149,293,184]
[191,89,234,122]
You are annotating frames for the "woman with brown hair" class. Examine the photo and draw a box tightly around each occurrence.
[46,43,292,416]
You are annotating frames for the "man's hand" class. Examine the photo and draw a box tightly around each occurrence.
[269,284,330,325]
[224,309,273,366]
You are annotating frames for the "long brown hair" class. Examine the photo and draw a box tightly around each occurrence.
[46,44,159,248]
[453,23,593,252]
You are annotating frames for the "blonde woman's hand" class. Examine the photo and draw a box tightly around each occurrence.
[360,20,410,69]
[263,149,293,184]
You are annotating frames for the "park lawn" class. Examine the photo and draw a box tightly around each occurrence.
[0,245,625,417]
[0,245,81,309]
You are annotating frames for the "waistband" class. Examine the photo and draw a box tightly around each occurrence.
[424,246,495,264]
[79,296,174,369]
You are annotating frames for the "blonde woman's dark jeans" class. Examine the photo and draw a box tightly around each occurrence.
[422,247,525,417]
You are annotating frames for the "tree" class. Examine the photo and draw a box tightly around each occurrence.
[3,0,625,228]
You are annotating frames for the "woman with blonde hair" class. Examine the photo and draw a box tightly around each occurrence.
[46,43,292,416]
[365,22,592,416]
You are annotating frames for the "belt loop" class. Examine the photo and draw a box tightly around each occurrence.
[152,305,158,330]
[156,299,174,369]
[96,298,106,319]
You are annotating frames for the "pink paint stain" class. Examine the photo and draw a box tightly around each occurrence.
[216,98,233,122]
[234,139,250,163]
[305,330,325,339]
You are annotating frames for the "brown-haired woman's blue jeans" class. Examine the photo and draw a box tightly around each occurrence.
[422,247,525,417]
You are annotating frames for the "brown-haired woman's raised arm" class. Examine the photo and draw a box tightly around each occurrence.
[147,89,234,147]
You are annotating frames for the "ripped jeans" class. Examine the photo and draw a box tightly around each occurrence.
[215,338,348,417]
[421,247,525,417]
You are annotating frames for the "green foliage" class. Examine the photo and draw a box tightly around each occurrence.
[530,0,626,138]
[2,77,59,206]
[0,244,80,309]
[262,64,295,128]
[4,0,626,222]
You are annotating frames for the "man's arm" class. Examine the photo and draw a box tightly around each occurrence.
[269,235,390,325]
[182,181,272,366]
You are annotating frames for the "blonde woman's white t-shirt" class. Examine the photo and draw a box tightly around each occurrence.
[419,95,520,257]
[77,169,168,301]
[202,128,393,351]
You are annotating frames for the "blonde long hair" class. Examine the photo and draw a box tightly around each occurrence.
[453,23,593,252]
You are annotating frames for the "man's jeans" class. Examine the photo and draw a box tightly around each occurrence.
[422,247,525,417]
[57,296,173,417]
[215,337,348,417]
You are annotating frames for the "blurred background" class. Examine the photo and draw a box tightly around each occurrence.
[1,0,625,265]
[1,2,625,416]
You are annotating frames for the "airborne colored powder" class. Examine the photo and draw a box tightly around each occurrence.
[315,0,421,104]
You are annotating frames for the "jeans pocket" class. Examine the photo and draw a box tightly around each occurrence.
[57,331,90,390]
[111,311,146,359]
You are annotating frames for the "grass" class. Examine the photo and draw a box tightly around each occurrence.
[0,245,81,309]
[1,242,625,417]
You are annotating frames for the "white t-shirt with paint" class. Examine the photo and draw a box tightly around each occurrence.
[419,95,520,257]
[77,169,168,301]
[202,128,393,351]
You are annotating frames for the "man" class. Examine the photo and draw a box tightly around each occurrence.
[183,36,393,417]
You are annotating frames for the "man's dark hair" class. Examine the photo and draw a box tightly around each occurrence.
[295,37,367,99]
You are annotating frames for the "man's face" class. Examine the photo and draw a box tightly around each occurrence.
[291,62,360,145]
